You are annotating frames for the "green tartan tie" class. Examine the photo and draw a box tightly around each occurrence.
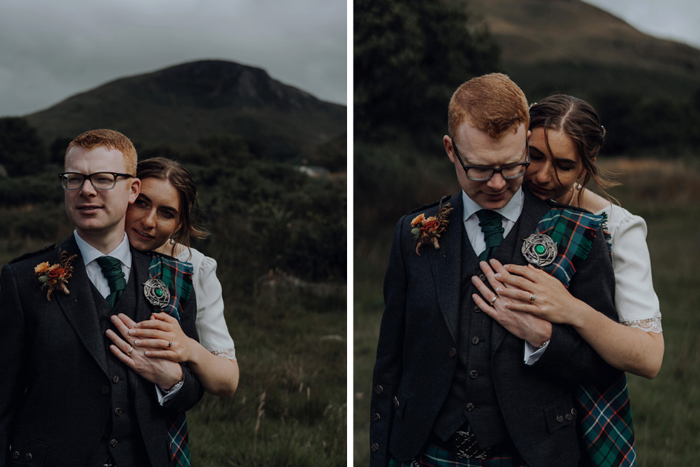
[476,209,504,261]
[97,256,126,308]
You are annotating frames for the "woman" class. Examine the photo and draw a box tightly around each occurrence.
[476,94,664,379]
[110,157,239,397]
[471,95,662,466]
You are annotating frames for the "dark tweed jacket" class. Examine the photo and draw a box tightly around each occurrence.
[0,235,204,467]
[370,188,621,467]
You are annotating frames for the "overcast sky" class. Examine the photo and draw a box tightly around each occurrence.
[1,1,699,118]
[0,0,347,117]
[583,0,700,48]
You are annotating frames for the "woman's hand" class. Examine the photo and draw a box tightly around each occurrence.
[126,312,194,363]
[471,259,551,348]
[489,260,588,328]
[106,314,183,390]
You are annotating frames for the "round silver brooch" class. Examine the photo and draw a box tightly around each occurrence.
[143,278,170,308]
[521,233,558,267]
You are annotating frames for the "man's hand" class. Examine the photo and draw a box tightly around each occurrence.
[106,313,183,390]
[471,260,552,348]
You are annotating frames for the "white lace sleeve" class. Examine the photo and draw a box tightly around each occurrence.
[621,317,663,333]
[185,249,237,360]
[604,206,662,333]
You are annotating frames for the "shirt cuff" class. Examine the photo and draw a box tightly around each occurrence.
[154,379,184,405]
[523,340,549,365]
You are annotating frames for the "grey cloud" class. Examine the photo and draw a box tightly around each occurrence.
[0,0,346,117]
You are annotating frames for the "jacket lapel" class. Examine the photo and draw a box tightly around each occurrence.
[427,193,463,344]
[54,235,109,377]
[131,248,156,324]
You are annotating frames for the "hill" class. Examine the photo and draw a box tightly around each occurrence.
[24,60,346,164]
[464,0,700,100]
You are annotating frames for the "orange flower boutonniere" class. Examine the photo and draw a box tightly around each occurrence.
[35,250,78,301]
[410,203,454,255]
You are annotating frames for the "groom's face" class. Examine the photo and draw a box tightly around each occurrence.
[446,121,528,210]
[64,145,140,239]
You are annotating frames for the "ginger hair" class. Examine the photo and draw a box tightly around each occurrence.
[66,129,138,175]
[448,73,529,141]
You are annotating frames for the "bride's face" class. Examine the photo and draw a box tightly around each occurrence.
[525,126,586,204]
[126,177,182,252]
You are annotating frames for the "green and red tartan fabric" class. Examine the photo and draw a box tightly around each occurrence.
[148,254,194,467]
[534,208,600,287]
[576,376,636,467]
[389,443,527,466]
[534,208,636,467]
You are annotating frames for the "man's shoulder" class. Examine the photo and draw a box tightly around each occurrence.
[408,194,453,214]
[7,243,58,267]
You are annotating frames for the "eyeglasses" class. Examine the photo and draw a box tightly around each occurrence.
[451,137,530,182]
[59,172,133,191]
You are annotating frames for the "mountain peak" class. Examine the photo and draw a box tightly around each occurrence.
[128,59,320,110]
[25,59,345,158]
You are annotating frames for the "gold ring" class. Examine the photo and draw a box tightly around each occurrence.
[490,295,498,305]
[528,294,536,305]
[167,341,172,349]
[127,346,134,356]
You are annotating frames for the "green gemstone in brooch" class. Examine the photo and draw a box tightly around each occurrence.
[521,233,558,267]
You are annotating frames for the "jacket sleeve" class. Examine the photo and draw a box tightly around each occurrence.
[531,224,622,385]
[370,216,409,467]
[0,264,29,467]
[161,284,205,413]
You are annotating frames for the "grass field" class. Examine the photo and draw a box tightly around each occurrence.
[189,288,347,466]
[353,156,700,466]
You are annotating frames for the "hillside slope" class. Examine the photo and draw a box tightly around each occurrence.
[464,0,700,99]
[25,60,346,162]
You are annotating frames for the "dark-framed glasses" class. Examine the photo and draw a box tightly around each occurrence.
[59,172,133,191]
[451,137,530,182]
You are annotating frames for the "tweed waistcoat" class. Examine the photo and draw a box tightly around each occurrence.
[90,272,149,467]
[431,224,508,448]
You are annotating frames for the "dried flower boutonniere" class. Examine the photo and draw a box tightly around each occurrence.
[410,203,454,255]
[34,250,78,301]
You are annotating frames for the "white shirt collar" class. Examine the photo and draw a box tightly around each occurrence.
[74,230,132,270]
[462,187,524,224]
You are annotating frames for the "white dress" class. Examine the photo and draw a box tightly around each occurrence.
[177,247,237,360]
[598,204,662,333]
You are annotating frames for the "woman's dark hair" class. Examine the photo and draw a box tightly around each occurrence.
[529,94,618,205]
[136,157,209,256]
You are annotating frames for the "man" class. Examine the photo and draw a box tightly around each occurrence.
[370,74,621,466]
[0,129,203,466]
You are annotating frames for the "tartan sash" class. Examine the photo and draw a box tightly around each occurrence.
[533,208,636,467]
[576,375,636,467]
[533,208,601,287]
[148,254,194,467]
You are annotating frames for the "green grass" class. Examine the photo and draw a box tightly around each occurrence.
[189,291,347,466]
[353,156,700,466]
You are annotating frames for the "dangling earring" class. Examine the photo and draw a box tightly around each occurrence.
[568,182,582,206]
[169,237,176,245]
